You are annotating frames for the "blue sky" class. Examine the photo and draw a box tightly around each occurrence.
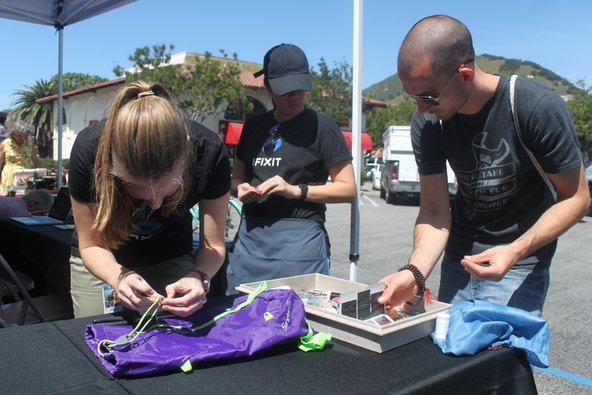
[1,0,590,110]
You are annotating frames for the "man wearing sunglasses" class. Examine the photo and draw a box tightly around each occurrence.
[379,15,590,315]
[228,44,356,293]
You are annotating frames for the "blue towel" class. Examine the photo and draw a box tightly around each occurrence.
[432,300,549,367]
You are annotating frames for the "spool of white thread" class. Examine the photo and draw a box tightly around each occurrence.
[435,312,451,340]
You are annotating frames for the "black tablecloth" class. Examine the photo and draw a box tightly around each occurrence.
[0,219,73,296]
[0,301,538,395]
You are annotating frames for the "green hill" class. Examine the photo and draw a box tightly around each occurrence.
[363,54,579,102]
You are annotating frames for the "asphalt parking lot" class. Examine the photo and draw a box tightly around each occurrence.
[325,182,592,395]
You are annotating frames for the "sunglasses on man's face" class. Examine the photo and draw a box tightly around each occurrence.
[405,59,473,106]
[263,124,280,155]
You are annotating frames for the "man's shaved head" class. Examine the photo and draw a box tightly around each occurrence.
[398,15,475,76]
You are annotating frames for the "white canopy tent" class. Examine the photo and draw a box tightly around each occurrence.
[0,0,136,190]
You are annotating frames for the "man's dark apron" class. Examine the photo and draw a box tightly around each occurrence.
[226,216,328,295]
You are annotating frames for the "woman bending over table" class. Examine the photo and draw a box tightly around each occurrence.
[68,81,230,318]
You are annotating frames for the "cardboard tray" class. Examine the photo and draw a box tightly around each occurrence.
[236,273,451,353]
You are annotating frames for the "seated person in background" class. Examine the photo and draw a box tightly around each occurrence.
[0,188,54,218]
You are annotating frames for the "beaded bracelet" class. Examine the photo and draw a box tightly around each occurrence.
[193,269,210,294]
[117,269,137,287]
[398,264,425,305]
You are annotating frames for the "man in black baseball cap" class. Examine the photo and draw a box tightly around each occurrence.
[253,43,313,95]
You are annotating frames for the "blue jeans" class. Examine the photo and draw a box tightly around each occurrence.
[438,253,550,316]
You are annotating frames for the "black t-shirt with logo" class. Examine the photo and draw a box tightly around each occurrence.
[412,75,582,268]
[236,108,352,222]
[68,119,230,268]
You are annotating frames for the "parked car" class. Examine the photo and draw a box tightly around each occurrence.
[372,163,383,190]
[364,158,383,182]
[364,164,377,182]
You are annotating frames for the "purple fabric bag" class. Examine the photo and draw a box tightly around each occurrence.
[86,285,309,377]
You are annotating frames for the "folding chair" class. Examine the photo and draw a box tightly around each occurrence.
[0,254,47,327]
[0,254,72,328]
[0,267,35,301]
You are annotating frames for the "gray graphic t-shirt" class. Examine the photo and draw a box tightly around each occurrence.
[411,75,581,268]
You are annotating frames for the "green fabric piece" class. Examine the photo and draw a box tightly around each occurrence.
[264,312,274,321]
[180,359,192,373]
[299,323,332,352]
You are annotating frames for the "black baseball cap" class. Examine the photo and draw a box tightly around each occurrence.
[253,43,312,95]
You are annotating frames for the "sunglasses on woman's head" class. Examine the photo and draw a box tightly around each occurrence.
[263,124,280,155]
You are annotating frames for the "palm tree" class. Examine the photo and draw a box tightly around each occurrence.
[11,79,56,158]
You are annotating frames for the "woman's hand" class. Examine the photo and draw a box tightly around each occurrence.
[115,270,162,311]
[236,182,260,203]
[256,175,299,199]
[160,271,208,317]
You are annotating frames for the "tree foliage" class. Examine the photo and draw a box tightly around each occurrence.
[113,44,174,79]
[365,98,416,145]
[308,58,352,121]
[567,80,592,162]
[52,72,107,92]
[114,44,252,122]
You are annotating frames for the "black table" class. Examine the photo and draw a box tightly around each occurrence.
[0,218,73,297]
[0,304,538,394]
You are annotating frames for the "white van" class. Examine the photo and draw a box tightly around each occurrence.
[380,125,456,204]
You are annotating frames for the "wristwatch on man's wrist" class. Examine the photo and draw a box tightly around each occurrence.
[194,269,210,294]
[298,184,308,201]
[398,264,425,306]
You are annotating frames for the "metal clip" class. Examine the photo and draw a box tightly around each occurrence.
[112,333,135,347]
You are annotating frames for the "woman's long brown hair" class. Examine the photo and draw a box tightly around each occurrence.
[93,81,192,249]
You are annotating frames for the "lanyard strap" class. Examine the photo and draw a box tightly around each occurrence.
[510,75,557,201]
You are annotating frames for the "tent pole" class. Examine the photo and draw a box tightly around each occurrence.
[57,26,64,190]
[349,0,363,282]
